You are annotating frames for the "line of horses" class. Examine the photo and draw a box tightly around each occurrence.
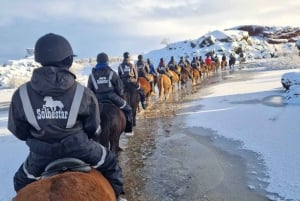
[13,59,229,201]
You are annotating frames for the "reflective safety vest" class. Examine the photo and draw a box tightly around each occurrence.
[89,71,114,91]
[19,83,84,130]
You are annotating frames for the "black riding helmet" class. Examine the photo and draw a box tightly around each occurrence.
[97,52,109,64]
[123,52,130,59]
[34,33,75,67]
[138,54,143,60]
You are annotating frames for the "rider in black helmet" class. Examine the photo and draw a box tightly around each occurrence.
[118,52,147,110]
[88,52,134,136]
[8,33,124,199]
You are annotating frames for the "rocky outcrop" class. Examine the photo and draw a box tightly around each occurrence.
[233,25,300,44]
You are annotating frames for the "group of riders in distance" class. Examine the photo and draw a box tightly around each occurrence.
[114,50,245,102]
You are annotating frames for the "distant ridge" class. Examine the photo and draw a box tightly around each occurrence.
[144,25,300,64]
[231,25,300,43]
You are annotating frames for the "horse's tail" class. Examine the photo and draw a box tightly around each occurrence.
[158,75,164,101]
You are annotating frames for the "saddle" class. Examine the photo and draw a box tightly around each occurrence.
[99,100,114,113]
[41,157,92,179]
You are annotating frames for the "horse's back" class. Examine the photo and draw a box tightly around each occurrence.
[98,102,126,152]
[138,77,151,98]
[157,74,172,101]
[14,169,116,201]
[192,68,201,85]
[169,70,179,83]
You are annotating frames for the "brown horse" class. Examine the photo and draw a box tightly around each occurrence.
[137,77,151,102]
[146,73,157,94]
[200,64,209,78]
[157,74,172,101]
[215,60,221,72]
[180,66,191,88]
[169,70,180,90]
[221,60,227,70]
[123,82,140,126]
[192,68,201,85]
[94,102,126,153]
[208,61,217,73]
[14,169,116,201]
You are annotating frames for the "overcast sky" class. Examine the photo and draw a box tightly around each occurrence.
[1,0,300,63]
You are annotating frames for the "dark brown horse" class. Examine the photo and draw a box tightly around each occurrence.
[180,66,191,88]
[14,169,116,201]
[157,74,172,101]
[123,82,140,126]
[94,102,126,153]
[137,77,151,102]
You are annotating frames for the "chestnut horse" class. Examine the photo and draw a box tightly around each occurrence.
[169,70,180,90]
[192,68,201,85]
[123,82,140,126]
[94,102,126,153]
[14,169,116,201]
[157,74,172,101]
[200,64,209,78]
[137,77,152,102]
[146,73,156,93]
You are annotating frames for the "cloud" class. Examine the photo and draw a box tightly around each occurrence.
[0,0,300,62]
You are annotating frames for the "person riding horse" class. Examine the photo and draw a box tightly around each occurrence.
[147,58,158,77]
[87,52,134,136]
[191,57,201,72]
[222,53,227,63]
[205,55,212,65]
[118,52,147,110]
[178,56,192,79]
[229,53,236,68]
[7,33,124,200]
[199,56,205,66]
[136,54,154,95]
[156,57,173,83]
[167,56,180,78]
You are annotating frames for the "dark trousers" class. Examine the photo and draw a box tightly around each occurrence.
[14,134,123,197]
[97,92,133,132]
[122,79,146,103]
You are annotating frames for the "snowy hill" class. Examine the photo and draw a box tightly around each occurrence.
[144,25,300,65]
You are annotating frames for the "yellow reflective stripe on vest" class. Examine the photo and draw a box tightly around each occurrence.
[19,84,41,131]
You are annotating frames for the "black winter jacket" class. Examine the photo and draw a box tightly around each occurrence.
[8,66,100,142]
[88,65,124,97]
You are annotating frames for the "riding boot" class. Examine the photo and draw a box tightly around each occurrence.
[170,76,173,84]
